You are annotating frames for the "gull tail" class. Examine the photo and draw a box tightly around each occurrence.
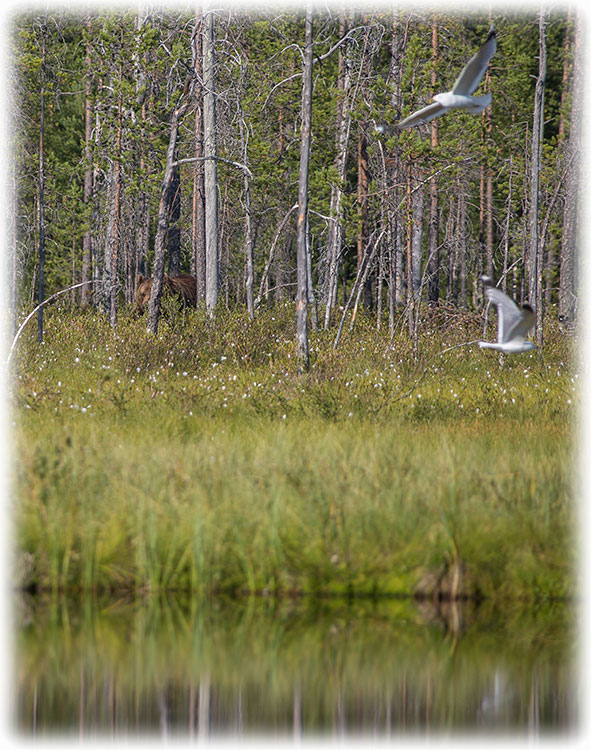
[465,93,492,113]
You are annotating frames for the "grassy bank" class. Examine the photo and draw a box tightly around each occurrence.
[11,305,578,600]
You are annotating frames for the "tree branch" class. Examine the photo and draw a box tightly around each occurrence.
[6,280,105,367]
[172,154,253,179]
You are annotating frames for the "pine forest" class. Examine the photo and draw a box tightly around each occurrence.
[9,4,581,349]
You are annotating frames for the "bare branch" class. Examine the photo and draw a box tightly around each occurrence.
[6,280,105,367]
[172,154,253,180]
[254,203,298,310]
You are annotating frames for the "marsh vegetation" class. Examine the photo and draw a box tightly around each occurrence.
[12,305,577,601]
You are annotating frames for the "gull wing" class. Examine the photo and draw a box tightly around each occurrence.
[484,285,523,344]
[396,101,447,130]
[452,27,496,96]
[506,304,535,343]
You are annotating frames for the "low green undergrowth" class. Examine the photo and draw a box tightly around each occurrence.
[10,304,578,600]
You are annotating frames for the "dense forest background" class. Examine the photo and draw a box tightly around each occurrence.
[7,3,582,361]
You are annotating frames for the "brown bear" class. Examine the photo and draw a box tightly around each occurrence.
[135,273,198,311]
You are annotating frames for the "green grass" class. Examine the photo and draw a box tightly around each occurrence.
[10,304,578,600]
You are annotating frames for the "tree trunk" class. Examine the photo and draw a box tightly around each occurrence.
[203,7,219,317]
[483,15,494,282]
[133,10,150,288]
[136,92,150,281]
[502,155,514,292]
[192,9,206,302]
[240,116,255,318]
[37,23,46,342]
[109,57,123,329]
[147,85,194,333]
[477,160,485,301]
[307,219,318,329]
[92,63,105,308]
[357,128,371,310]
[557,7,572,146]
[295,3,313,373]
[445,195,457,306]
[81,16,94,308]
[167,167,181,276]
[323,12,352,329]
[387,11,405,330]
[426,20,439,305]
[459,190,467,310]
[559,11,582,325]
[410,171,424,354]
[529,9,546,345]
[410,177,424,298]
[405,164,424,345]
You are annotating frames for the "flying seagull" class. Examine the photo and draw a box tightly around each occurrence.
[478,276,536,353]
[377,26,496,133]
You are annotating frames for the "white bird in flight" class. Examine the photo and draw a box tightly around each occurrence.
[379,26,496,132]
[478,276,536,354]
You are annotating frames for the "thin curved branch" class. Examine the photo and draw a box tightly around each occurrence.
[172,154,253,180]
[6,280,105,367]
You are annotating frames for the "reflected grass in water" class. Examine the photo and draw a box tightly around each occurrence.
[14,594,576,737]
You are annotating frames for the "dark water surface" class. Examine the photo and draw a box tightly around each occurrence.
[14,593,576,738]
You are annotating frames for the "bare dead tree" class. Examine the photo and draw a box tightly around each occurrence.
[109,45,123,329]
[192,7,207,303]
[426,19,440,306]
[295,2,314,373]
[147,85,194,333]
[37,22,47,343]
[80,15,94,308]
[240,115,255,317]
[559,11,582,325]
[147,33,197,335]
[529,9,547,346]
[203,7,219,317]
[323,12,353,329]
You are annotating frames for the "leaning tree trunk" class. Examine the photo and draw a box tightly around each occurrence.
[295,3,313,373]
[147,84,194,334]
[203,7,219,317]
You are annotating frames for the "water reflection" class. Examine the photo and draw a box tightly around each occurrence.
[14,594,576,737]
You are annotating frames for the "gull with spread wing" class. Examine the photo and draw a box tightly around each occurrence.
[378,26,496,132]
[478,276,536,354]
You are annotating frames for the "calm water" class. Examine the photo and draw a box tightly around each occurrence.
[13,593,576,738]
